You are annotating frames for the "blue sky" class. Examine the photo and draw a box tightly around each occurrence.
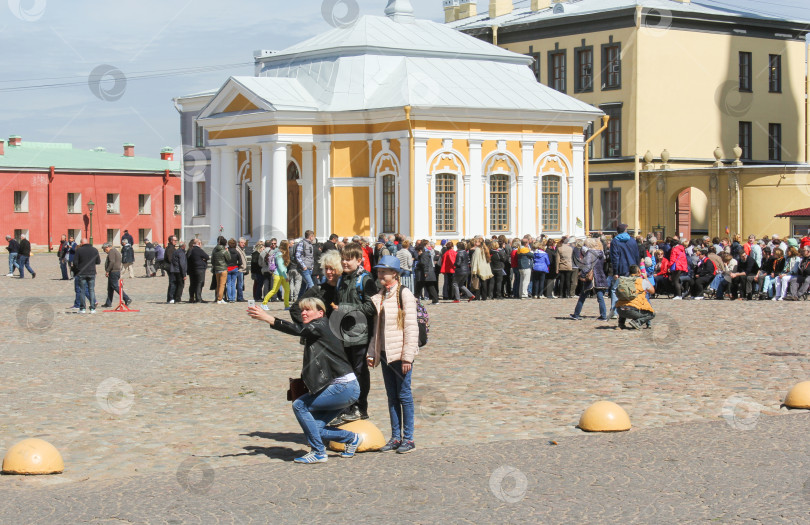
[0,0,807,159]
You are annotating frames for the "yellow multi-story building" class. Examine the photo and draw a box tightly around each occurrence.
[450,0,810,239]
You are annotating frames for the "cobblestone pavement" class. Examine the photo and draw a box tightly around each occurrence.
[2,254,810,521]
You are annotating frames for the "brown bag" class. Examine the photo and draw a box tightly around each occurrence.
[287,378,308,401]
[579,269,594,282]
[471,275,480,289]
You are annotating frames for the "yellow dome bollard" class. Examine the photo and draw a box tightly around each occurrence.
[783,381,810,409]
[328,420,386,453]
[2,438,64,475]
[578,401,632,432]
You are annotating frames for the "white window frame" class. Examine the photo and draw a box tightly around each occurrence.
[13,190,29,213]
[138,228,152,246]
[483,152,519,237]
[428,148,468,238]
[106,228,121,246]
[106,193,120,214]
[67,192,82,214]
[138,194,151,215]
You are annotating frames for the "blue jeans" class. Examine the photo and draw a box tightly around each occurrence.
[8,252,19,274]
[236,271,245,301]
[17,255,34,277]
[226,268,238,301]
[381,355,415,442]
[574,288,606,319]
[292,380,360,454]
[73,275,92,307]
[761,275,776,298]
[607,276,619,318]
[511,268,520,297]
[77,275,96,310]
[60,259,69,279]
[709,273,724,291]
[300,269,315,295]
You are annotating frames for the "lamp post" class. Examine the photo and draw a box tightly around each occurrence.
[87,200,95,245]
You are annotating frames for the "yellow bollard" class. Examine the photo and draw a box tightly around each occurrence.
[578,401,632,432]
[783,381,810,409]
[2,438,64,475]
[328,420,386,452]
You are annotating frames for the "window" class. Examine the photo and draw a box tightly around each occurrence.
[382,174,396,233]
[548,50,567,92]
[106,228,120,246]
[528,52,541,82]
[14,229,27,241]
[768,54,782,93]
[602,43,621,90]
[174,194,181,215]
[435,173,456,233]
[541,176,561,231]
[106,193,119,214]
[739,52,752,92]
[574,45,593,93]
[138,194,151,214]
[739,121,752,160]
[67,193,81,214]
[602,189,621,230]
[584,122,594,158]
[68,228,81,242]
[489,175,510,232]
[138,228,152,246]
[174,229,181,241]
[194,122,205,148]
[601,104,622,157]
[768,123,782,161]
[195,181,206,216]
[13,191,28,212]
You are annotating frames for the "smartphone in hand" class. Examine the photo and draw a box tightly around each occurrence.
[248,299,255,308]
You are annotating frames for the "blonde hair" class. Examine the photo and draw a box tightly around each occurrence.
[298,297,326,313]
[584,237,604,250]
[320,250,343,272]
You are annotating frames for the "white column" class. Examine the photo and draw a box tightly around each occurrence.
[208,146,222,244]
[571,142,586,236]
[301,144,315,235]
[462,175,471,237]
[468,139,484,236]
[220,146,238,240]
[259,144,272,240]
[250,146,261,239]
[520,141,535,236]
[315,141,331,238]
[399,138,411,236]
[413,138,429,239]
[269,142,289,241]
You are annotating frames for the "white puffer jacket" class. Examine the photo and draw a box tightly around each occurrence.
[367,284,419,366]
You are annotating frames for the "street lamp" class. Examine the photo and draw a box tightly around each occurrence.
[87,199,95,245]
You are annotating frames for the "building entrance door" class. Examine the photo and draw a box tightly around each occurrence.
[676,188,691,239]
[287,162,301,239]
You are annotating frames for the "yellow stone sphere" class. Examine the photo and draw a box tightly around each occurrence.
[579,401,632,432]
[2,438,64,475]
[783,381,810,409]
[328,419,386,453]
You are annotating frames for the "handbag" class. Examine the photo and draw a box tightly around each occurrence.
[287,377,308,402]
[579,269,594,282]
[471,275,480,289]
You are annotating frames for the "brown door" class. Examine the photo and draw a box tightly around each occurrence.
[676,188,691,240]
[287,163,301,239]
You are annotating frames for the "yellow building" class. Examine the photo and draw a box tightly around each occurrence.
[450,0,810,239]
[175,0,601,244]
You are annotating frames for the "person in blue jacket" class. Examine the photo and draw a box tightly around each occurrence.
[607,223,641,320]
[530,241,550,298]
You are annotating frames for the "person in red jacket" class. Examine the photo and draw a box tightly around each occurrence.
[653,249,670,294]
[440,241,457,300]
[668,237,688,300]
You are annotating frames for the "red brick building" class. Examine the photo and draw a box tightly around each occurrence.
[0,135,181,250]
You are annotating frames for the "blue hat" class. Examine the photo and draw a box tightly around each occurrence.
[374,255,401,273]
[440,239,448,246]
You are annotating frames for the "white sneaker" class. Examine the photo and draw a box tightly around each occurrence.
[168,300,175,304]
[79,309,86,314]
[777,297,783,301]
[89,309,97,314]
[5,273,12,277]
[672,296,682,300]
[771,297,777,301]
[217,300,226,304]
[694,296,703,300]
[261,304,270,310]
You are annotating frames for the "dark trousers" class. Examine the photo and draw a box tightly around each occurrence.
[106,271,130,305]
[168,272,185,302]
[691,275,714,297]
[189,268,205,301]
[252,272,265,301]
[544,273,557,297]
[478,277,492,300]
[344,345,370,414]
[731,275,754,299]
[617,305,655,327]
[492,272,504,298]
[670,270,684,297]
[442,273,453,299]
[570,268,580,297]
[558,270,574,298]
[418,280,439,303]
[530,271,547,297]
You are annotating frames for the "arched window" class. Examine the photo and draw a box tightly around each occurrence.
[489,174,510,232]
[435,173,456,233]
[542,176,561,231]
[381,174,396,233]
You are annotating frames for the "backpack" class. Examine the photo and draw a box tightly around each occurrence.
[398,285,428,348]
[338,271,369,302]
[266,250,277,273]
[616,276,640,301]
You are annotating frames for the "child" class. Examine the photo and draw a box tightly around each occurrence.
[334,242,378,422]
[262,240,291,310]
[247,298,362,464]
[615,265,655,329]
[366,255,419,454]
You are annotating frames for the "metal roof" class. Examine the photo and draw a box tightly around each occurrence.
[0,141,180,172]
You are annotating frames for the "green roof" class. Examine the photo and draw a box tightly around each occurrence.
[0,141,181,172]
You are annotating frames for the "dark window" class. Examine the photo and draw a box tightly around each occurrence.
[601,43,621,90]
[382,174,396,233]
[584,122,594,158]
[489,175,510,232]
[194,122,205,148]
[601,189,621,231]
[527,52,541,82]
[768,123,782,161]
[195,181,206,216]
[739,52,752,92]
[548,50,567,93]
[768,54,782,93]
[601,105,622,157]
[541,176,561,231]
[574,46,593,93]
[739,121,752,160]
[435,173,456,233]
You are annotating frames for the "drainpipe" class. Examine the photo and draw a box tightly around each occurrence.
[492,25,499,46]
[163,169,169,243]
[48,166,55,251]
[405,105,414,237]
[584,115,609,233]
[634,154,640,235]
